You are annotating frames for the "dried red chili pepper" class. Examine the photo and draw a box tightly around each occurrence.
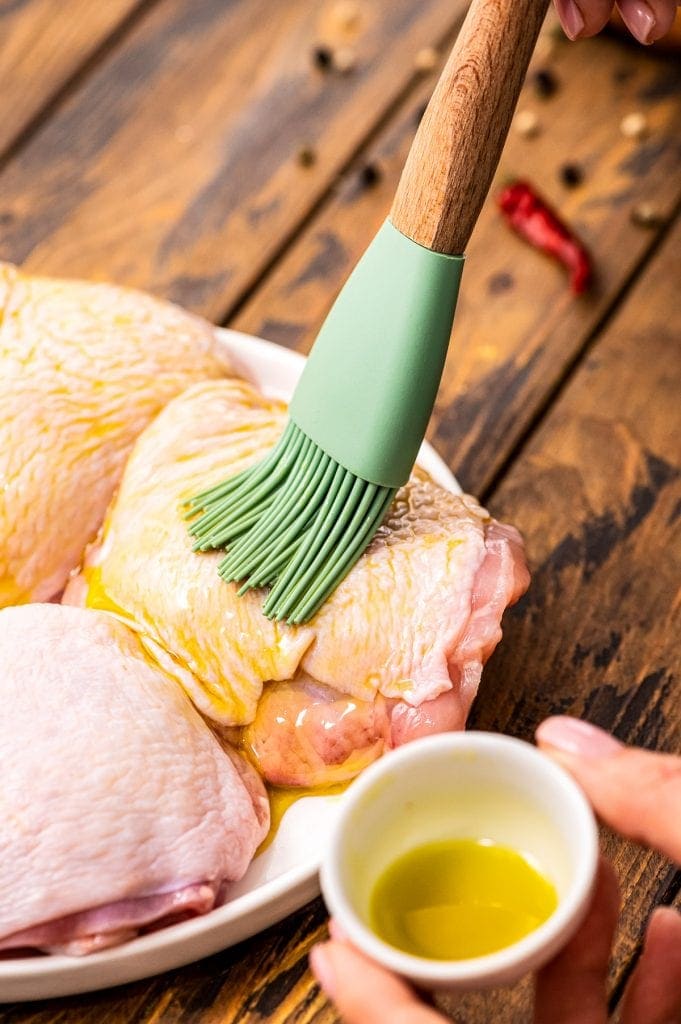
[497,180,592,295]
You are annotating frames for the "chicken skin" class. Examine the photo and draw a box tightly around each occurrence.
[0,604,268,956]
[0,263,229,607]
[65,379,529,786]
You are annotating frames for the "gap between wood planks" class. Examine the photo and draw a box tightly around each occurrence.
[0,0,161,170]
[218,11,468,330]
[479,192,681,509]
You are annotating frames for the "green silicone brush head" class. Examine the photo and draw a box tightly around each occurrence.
[185,220,463,624]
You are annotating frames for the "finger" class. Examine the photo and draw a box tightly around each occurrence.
[534,857,620,1024]
[554,0,615,39]
[621,906,681,1024]
[310,940,447,1024]
[536,717,681,863]
[616,0,678,43]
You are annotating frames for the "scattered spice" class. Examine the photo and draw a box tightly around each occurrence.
[620,111,648,140]
[330,0,360,31]
[296,145,317,168]
[630,202,666,228]
[333,47,357,73]
[312,45,333,71]
[414,47,439,73]
[359,162,382,188]
[559,163,583,188]
[514,109,540,138]
[533,69,558,98]
[488,271,515,295]
[498,180,592,295]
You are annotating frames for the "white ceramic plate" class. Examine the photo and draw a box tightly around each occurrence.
[0,329,460,1002]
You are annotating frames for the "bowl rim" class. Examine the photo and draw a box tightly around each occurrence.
[319,730,599,985]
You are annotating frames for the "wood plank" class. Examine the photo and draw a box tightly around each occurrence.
[0,0,469,320]
[436,214,681,1023]
[233,26,681,496]
[0,0,146,159]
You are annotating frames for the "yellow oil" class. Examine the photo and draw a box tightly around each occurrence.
[256,781,349,855]
[369,838,558,960]
[83,567,135,623]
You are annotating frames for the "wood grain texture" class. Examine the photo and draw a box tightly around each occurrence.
[0,0,469,319]
[439,214,681,1023]
[391,0,550,253]
[0,0,146,158]
[234,27,681,497]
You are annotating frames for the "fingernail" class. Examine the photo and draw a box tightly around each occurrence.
[557,0,585,39]
[618,0,656,43]
[536,716,623,759]
[310,944,337,1000]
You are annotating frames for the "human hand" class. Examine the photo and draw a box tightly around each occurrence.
[553,0,677,44]
[536,716,681,1021]
[309,718,681,1023]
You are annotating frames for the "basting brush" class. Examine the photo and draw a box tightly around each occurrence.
[186,0,550,624]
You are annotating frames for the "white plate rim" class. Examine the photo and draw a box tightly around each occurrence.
[0,328,460,1002]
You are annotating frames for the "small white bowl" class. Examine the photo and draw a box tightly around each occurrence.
[320,731,598,991]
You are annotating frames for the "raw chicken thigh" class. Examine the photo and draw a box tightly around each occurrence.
[65,379,529,786]
[0,262,229,608]
[0,604,268,956]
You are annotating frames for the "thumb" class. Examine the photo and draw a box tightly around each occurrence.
[536,717,681,864]
[310,940,447,1024]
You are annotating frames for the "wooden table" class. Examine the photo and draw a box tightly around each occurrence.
[0,1,679,1020]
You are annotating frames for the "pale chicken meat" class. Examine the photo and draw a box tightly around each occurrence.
[0,262,230,607]
[65,379,530,787]
[0,604,268,956]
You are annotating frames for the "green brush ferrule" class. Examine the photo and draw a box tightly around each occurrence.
[289,219,464,490]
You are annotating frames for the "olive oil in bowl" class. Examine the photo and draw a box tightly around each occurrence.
[369,838,558,961]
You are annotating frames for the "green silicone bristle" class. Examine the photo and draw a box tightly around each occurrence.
[186,421,395,624]
[185,220,464,624]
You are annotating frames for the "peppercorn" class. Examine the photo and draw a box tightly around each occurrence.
[359,162,381,188]
[514,110,540,138]
[620,112,648,140]
[414,47,438,73]
[559,163,583,188]
[296,146,317,168]
[312,46,333,71]
[533,69,558,98]
[331,0,360,31]
[333,47,357,73]
[630,202,666,229]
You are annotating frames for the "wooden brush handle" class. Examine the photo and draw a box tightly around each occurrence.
[390,0,550,255]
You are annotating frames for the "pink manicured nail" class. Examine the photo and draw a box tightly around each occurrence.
[618,0,657,43]
[556,0,586,39]
[536,716,623,759]
[310,944,337,1000]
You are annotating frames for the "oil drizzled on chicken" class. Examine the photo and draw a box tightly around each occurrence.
[0,263,229,608]
[65,378,529,788]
